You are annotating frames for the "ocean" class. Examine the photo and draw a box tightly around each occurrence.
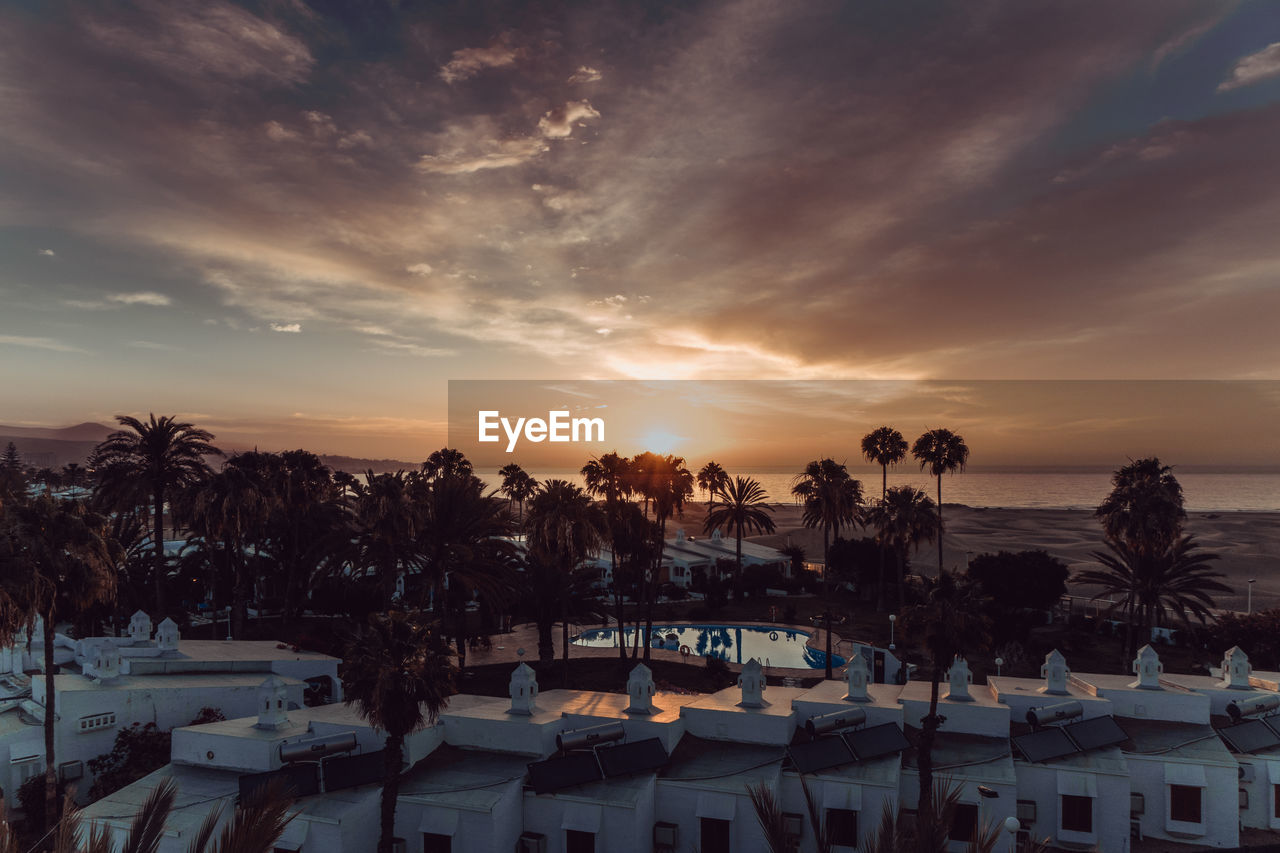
[476,469,1280,512]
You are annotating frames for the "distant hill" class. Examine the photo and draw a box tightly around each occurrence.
[0,421,114,442]
[317,455,420,475]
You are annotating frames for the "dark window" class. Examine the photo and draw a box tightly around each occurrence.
[1274,784,1280,819]
[949,803,978,842]
[422,834,451,853]
[1060,795,1093,833]
[1169,785,1202,824]
[701,818,731,853]
[565,830,594,853]
[825,808,858,847]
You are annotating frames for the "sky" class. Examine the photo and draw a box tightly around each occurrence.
[2,1,1280,461]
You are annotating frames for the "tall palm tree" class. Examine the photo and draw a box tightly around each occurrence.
[261,450,341,627]
[349,471,419,609]
[865,486,939,609]
[1095,457,1185,557]
[703,476,776,592]
[899,572,992,811]
[632,455,693,663]
[863,427,908,612]
[911,429,969,576]
[421,448,474,482]
[0,494,116,825]
[792,459,863,679]
[582,453,635,665]
[525,480,607,682]
[92,414,221,614]
[696,461,730,515]
[343,611,456,853]
[1074,535,1228,660]
[498,462,528,515]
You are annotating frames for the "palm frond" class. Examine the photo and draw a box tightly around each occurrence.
[746,783,791,853]
[184,804,224,853]
[211,779,294,853]
[122,777,177,853]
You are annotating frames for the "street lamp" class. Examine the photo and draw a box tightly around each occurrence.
[888,614,896,651]
[995,656,1004,677]
[1249,578,1257,615]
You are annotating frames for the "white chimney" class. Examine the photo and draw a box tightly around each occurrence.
[738,658,768,708]
[675,529,686,543]
[1041,649,1070,695]
[508,663,539,716]
[128,610,152,645]
[945,656,973,702]
[1220,646,1252,690]
[1130,645,1163,690]
[626,663,656,714]
[256,675,291,729]
[844,652,871,702]
[86,642,120,681]
[156,617,180,654]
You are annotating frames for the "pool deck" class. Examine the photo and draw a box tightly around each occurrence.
[459,618,849,679]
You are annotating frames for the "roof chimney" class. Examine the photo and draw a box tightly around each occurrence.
[1220,646,1253,690]
[626,663,657,714]
[256,675,290,729]
[156,618,180,654]
[738,658,768,708]
[1040,649,1070,695]
[844,652,871,702]
[1130,645,1163,690]
[945,656,973,702]
[128,610,152,645]
[508,662,539,716]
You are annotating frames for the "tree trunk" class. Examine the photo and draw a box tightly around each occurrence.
[43,611,58,829]
[561,590,571,689]
[875,537,886,613]
[154,488,166,615]
[377,733,404,853]
[823,526,832,681]
[231,538,246,640]
[537,614,555,665]
[644,521,667,664]
[612,551,626,667]
[897,548,908,611]
[936,476,944,576]
[735,533,743,599]
[918,668,943,812]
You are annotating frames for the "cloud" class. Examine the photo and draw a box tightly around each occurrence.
[38,248,55,256]
[417,136,549,174]
[406,263,433,276]
[439,43,518,84]
[538,100,600,138]
[0,335,86,353]
[108,291,171,306]
[270,322,302,333]
[369,339,455,358]
[127,340,177,350]
[568,66,602,84]
[1218,42,1280,92]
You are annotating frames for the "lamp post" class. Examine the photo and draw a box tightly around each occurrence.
[888,614,896,651]
[995,656,1004,677]
[1249,578,1257,615]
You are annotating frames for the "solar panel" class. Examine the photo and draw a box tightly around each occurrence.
[1218,719,1280,754]
[844,723,912,761]
[788,735,855,774]
[597,738,669,778]
[1013,727,1079,763]
[527,752,602,795]
[323,749,386,791]
[1065,716,1129,752]
[239,763,321,802]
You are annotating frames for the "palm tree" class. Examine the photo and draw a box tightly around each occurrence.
[899,572,992,811]
[349,471,419,609]
[865,486,939,610]
[703,476,776,592]
[863,427,908,611]
[748,776,832,853]
[1074,535,1228,660]
[632,455,693,663]
[696,461,730,515]
[525,480,607,682]
[343,611,456,853]
[582,453,635,665]
[261,450,341,627]
[792,459,863,679]
[859,777,1045,852]
[0,494,116,826]
[1095,457,1185,557]
[421,447,474,482]
[911,429,969,576]
[498,462,528,515]
[92,414,221,614]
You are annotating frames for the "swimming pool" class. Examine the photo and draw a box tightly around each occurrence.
[572,624,845,670]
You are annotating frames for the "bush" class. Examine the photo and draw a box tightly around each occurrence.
[17,774,55,831]
[87,708,225,800]
[967,550,1068,613]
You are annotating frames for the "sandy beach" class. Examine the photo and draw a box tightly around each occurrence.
[669,502,1280,614]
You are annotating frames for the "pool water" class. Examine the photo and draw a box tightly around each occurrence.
[572,624,845,670]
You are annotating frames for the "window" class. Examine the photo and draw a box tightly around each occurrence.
[825,808,858,848]
[700,818,731,853]
[1274,784,1280,819]
[948,803,978,843]
[1060,795,1093,834]
[14,759,43,784]
[1169,785,1202,824]
[565,830,594,853]
[422,833,451,853]
[77,713,116,732]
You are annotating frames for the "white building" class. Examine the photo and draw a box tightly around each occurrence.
[78,645,1280,852]
[0,612,341,804]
